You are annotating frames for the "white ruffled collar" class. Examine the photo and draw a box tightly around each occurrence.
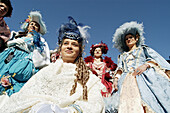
[54,58,77,75]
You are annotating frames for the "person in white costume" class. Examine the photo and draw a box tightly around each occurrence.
[0,16,105,113]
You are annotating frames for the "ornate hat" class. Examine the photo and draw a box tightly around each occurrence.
[90,41,108,56]
[21,11,47,35]
[58,16,90,45]
[112,21,145,53]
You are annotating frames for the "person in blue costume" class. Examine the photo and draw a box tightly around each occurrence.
[0,11,50,99]
[105,21,170,113]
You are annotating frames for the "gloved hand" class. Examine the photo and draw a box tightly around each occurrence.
[30,103,69,113]
[112,77,118,91]
[10,31,19,40]
[7,38,25,47]
[51,104,69,113]
[132,64,150,77]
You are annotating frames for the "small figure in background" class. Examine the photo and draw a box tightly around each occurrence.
[84,41,117,97]
[50,48,60,63]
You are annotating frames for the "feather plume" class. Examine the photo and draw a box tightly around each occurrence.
[58,16,90,45]
[68,16,78,26]
[77,25,91,44]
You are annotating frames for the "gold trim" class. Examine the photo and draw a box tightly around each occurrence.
[141,100,155,113]
[12,73,16,77]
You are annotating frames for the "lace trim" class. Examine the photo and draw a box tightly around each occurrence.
[119,73,143,113]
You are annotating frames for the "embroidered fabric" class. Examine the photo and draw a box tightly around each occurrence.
[119,73,144,113]
[118,50,144,113]
[91,61,106,78]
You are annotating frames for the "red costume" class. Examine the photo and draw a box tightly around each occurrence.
[84,42,117,97]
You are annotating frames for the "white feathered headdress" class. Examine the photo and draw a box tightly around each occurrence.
[112,21,145,53]
[21,11,47,35]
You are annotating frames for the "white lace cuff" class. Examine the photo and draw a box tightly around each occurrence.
[145,61,157,68]
[115,73,121,79]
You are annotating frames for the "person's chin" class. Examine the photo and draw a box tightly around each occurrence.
[127,43,133,46]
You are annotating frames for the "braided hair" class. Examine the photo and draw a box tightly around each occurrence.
[59,42,90,100]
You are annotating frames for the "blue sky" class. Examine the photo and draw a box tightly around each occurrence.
[5,0,170,63]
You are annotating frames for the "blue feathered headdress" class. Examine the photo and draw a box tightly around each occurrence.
[58,16,90,45]
[112,21,145,53]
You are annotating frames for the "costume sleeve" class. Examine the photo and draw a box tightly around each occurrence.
[7,36,33,53]
[71,73,105,113]
[144,46,170,70]
[5,78,25,96]
[114,55,124,79]
[32,37,50,68]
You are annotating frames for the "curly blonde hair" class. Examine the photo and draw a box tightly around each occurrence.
[59,41,90,100]
[70,57,90,100]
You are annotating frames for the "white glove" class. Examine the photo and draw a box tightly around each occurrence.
[10,31,19,40]
[7,38,25,47]
[51,104,69,113]
[30,103,69,113]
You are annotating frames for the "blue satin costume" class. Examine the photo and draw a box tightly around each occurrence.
[106,46,170,113]
[0,31,43,96]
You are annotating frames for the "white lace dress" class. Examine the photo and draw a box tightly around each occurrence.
[0,58,105,113]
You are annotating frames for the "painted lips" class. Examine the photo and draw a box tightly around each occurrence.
[65,50,73,54]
